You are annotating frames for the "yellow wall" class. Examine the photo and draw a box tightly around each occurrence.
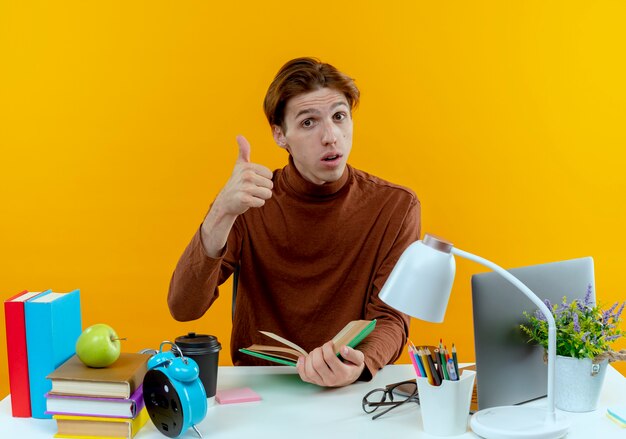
[1,1,625,398]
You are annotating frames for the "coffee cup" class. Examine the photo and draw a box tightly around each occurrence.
[175,332,221,402]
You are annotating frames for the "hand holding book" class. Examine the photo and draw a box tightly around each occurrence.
[239,319,377,366]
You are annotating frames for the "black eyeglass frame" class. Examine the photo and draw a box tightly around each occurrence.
[361,379,419,420]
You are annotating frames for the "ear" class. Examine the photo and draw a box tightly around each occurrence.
[272,125,288,150]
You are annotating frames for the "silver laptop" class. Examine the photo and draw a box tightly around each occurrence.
[471,257,595,410]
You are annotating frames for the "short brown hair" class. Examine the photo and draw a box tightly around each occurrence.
[263,57,360,130]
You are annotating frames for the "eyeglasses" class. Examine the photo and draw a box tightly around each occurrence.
[361,380,419,420]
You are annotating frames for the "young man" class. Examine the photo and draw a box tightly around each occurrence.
[168,57,420,387]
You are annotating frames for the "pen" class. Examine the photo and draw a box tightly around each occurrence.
[447,358,458,380]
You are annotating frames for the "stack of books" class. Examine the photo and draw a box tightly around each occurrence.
[45,352,151,439]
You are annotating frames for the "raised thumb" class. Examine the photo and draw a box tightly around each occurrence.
[236,135,251,163]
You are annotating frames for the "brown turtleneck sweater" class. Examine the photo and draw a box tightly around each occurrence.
[168,158,420,379]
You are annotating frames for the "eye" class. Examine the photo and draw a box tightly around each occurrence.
[333,112,347,121]
[301,118,314,128]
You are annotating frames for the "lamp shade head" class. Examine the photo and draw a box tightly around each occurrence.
[379,238,456,322]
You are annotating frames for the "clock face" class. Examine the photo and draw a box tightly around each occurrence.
[143,369,184,438]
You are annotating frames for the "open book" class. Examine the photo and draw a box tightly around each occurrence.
[239,319,376,366]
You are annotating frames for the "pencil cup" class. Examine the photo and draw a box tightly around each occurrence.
[416,370,476,436]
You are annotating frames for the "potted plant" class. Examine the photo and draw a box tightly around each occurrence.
[520,284,625,412]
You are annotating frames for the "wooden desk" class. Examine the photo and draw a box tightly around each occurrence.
[2,364,625,438]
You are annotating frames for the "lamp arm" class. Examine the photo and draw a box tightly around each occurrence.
[452,247,557,421]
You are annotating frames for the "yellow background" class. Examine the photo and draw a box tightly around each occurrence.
[1,1,625,398]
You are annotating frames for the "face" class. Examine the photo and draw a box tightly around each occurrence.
[273,87,353,185]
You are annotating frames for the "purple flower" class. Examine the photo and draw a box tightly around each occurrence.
[605,334,622,342]
[581,332,590,342]
[615,302,625,320]
[603,303,618,324]
[575,298,592,313]
[584,284,593,306]
[573,313,580,332]
[534,309,546,321]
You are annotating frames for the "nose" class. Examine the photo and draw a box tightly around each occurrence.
[321,120,338,146]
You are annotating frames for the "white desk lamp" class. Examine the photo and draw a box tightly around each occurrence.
[379,234,569,439]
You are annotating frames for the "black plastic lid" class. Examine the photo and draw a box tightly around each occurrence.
[175,332,221,354]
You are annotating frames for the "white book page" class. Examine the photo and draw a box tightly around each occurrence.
[259,331,308,356]
[32,292,64,303]
[12,292,42,302]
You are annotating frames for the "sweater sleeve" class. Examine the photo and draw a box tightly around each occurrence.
[357,196,421,380]
[167,224,240,321]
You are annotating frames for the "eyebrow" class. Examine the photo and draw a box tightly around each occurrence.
[294,101,349,119]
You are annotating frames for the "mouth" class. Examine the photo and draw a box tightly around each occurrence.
[321,153,342,162]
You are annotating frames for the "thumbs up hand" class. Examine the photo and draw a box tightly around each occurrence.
[216,135,274,217]
[236,134,252,163]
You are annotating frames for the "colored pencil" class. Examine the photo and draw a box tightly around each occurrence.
[435,348,449,381]
[408,346,422,377]
[424,348,441,386]
[414,349,426,377]
[441,349,450,380]
[418,349,436,386]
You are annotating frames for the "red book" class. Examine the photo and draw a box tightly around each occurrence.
[4,290,48,417]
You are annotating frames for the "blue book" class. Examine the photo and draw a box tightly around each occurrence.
[24,289,82,419]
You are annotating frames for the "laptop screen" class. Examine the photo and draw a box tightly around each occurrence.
[471,257,594,410]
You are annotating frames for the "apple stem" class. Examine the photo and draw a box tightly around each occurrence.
[111,337,127,342]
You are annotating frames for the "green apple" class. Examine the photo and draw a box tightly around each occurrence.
[76,323,123,368]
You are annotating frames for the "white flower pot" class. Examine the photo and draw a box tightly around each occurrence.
[554,355,608,412]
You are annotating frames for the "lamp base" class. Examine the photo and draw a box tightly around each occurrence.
[470,406,569,439]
